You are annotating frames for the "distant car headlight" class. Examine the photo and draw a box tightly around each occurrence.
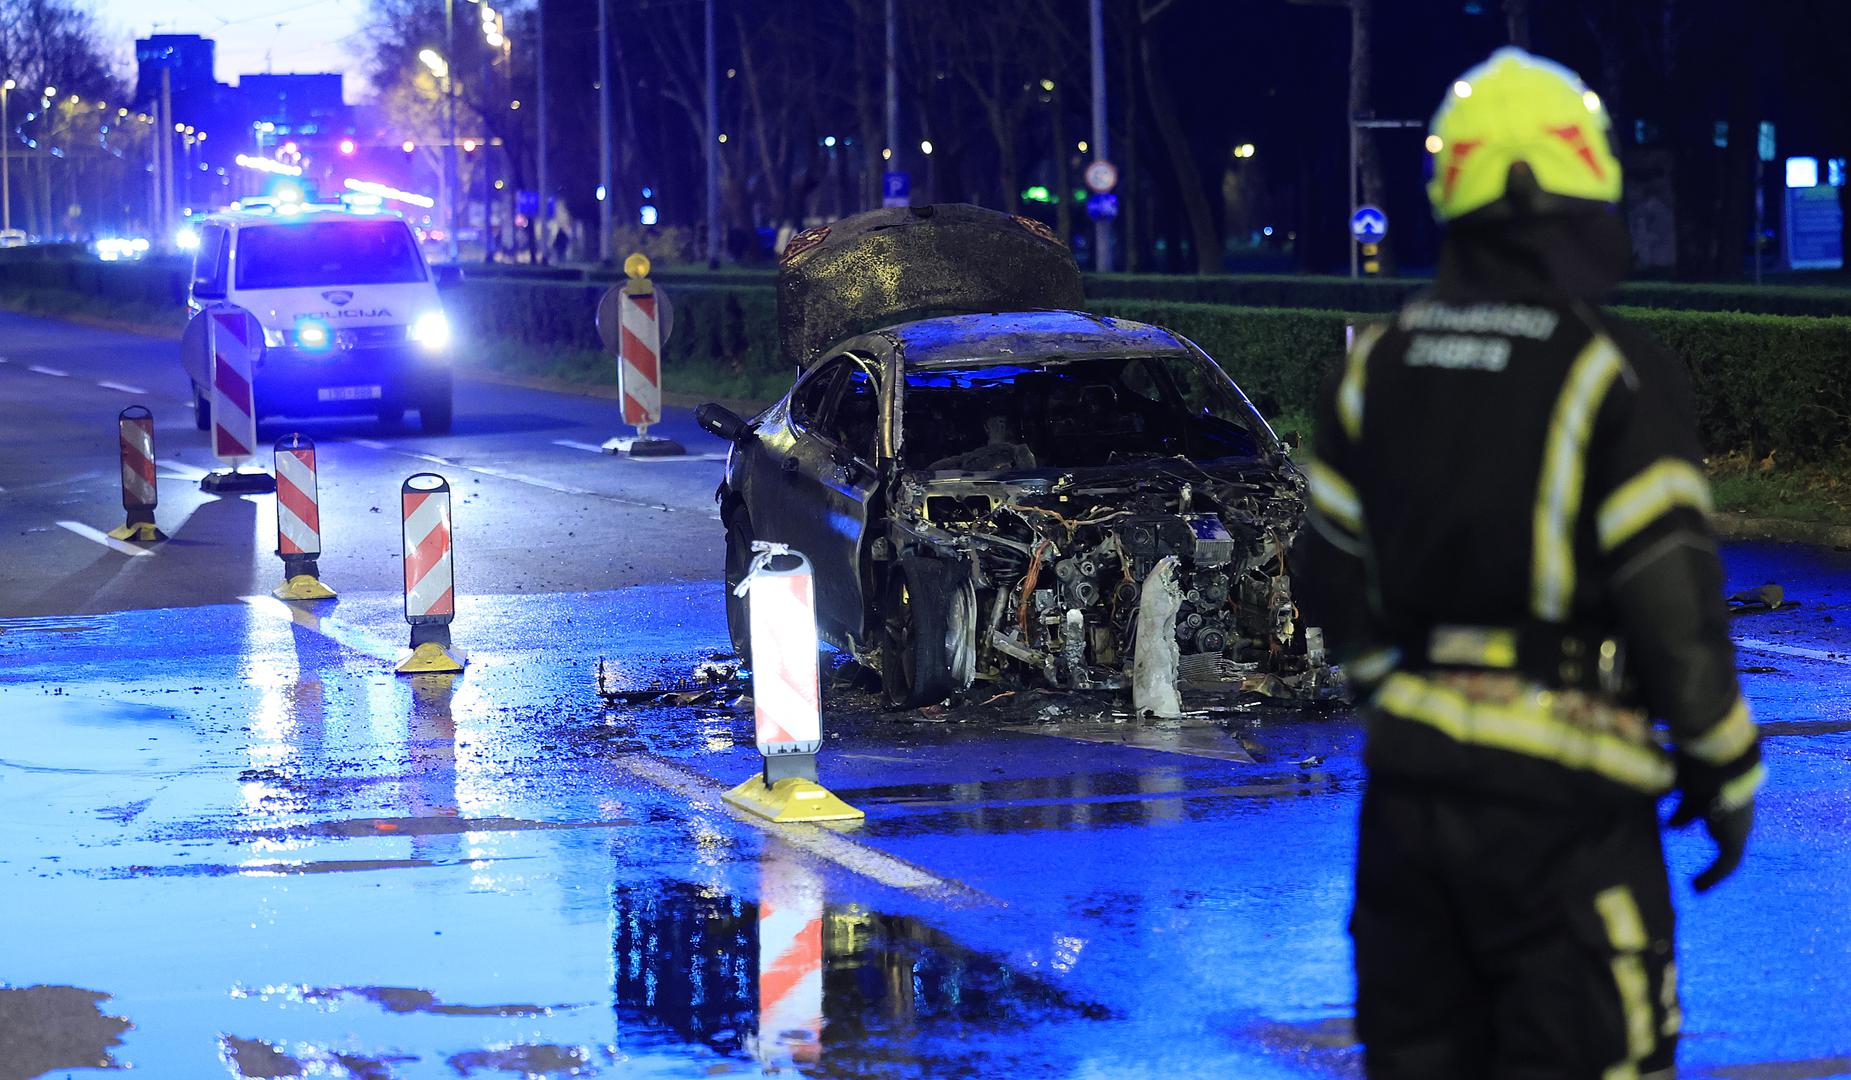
[174,228,199,251]
[409,311,451,352]
[262,327,285,348]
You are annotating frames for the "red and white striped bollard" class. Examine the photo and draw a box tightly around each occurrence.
[107,405,167,542]
[597,252,684,457]
[272,433,336,600]
[397,472,463,673]
[722,543,861,822]
[200,305,276,494]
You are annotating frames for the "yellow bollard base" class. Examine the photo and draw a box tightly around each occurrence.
[395,641,465,675]
[273,574,338,601]
[722,776,865,824]
[106,522,167,542]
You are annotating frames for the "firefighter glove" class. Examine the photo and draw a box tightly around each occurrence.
[1668,750,1762,893]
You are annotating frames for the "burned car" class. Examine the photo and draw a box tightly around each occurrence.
[699,204,1315,708]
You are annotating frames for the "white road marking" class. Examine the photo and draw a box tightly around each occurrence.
[556,438,727,464]
[1737,637,1851,667]
[157,460,212,481]
[56,521,155,557]
[97,380,149,395]
[27,365,69,377]
[347,441,692,514]
[613,755,994,903]
[240,596,405,663]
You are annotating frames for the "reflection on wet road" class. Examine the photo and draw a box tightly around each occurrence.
[2,549,1846,1078]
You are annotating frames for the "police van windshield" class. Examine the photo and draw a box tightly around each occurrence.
[903,354,1269,472]
[236,220,426,290]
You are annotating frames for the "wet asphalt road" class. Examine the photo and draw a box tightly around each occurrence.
[2,311,1851,1079]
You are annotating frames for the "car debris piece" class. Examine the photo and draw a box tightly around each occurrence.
[1726,582,1799,616]
[1132,557,1184,718]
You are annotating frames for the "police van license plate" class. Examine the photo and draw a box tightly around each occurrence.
[318,385,382,401]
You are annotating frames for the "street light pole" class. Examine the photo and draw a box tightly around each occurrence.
[885,0,899,202]
[445,0,459,263]
[704,0,719,267]
[2,81,12,233]
[596,0,612,263]
[1088,0,1112,272]
[536,0,549,261]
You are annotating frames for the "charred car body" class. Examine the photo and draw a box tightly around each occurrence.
[699,204,1318,707]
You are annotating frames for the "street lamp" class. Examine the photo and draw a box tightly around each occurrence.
[1,79,13,232]
[420,44,457,261]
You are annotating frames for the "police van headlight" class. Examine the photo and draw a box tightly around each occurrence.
[409,311,451,352]
[262,326,286,348]
[296,320,332,351]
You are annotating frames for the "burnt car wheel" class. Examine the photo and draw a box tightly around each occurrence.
[881,557,971,709]
[723,509,754,662]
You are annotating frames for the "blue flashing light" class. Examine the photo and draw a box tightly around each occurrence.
[639,204,658,226]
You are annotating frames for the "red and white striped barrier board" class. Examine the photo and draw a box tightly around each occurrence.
[402,473,455,622]
[743,547,822,757]
[107,405,164,541]
[119,406,157,513]
[274,435,322,558]
[721,543,860,822]
[209,307,264,467]
[397,472,463,672]
[756,852,824,1068]
[271,433,336,600]
[619,288,662,429]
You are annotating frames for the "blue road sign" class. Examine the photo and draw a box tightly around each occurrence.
[882,171,910,208]
[1350,205,1388,244]
[1086,193,1119,221]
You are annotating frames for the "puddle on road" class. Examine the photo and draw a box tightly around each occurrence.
[0,984,133,1075]
[612,878,1111,1076]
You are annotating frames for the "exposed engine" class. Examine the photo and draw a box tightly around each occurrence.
[890,464,1321,696]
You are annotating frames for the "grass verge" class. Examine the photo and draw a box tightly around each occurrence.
[1707,451,1851,525]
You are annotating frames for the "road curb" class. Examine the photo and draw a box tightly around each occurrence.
[1710,513,1851,549]
[454,364,774,416]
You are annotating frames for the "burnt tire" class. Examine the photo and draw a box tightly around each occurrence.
[881,556,972,709]
[723,509,754,663]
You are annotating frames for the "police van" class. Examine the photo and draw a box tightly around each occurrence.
[184,203,458,434]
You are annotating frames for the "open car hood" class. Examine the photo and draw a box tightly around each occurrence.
[776,203,1084,370]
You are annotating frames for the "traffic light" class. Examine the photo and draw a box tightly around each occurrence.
[338,137,356,155]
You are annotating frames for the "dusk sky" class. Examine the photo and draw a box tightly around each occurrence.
[93,0,368,99]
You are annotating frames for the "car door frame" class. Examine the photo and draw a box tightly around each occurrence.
[746,349,887,649]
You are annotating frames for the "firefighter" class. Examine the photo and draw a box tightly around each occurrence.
[1294,48,1764,1079]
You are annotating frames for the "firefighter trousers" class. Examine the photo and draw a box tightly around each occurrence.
[1352,778,1678,1080]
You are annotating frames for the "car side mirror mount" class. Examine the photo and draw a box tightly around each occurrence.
[697,402,753,443]
[192,278,224,301]
[433,264,464,288]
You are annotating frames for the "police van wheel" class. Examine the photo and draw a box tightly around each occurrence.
[193,389,210,431]
[881,557,965,709]
[420,395,453,435]
[723,509,754,664]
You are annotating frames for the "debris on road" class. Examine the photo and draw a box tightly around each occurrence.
[1728,582,1801,615]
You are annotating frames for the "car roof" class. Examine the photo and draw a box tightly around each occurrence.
[203,205,407,229]
[875,309,1192,367]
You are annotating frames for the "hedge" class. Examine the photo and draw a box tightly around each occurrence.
[464,263,1851,319]
[448,280,1851,461]
[1082,273,1851,320]
[7,258,1848,460]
